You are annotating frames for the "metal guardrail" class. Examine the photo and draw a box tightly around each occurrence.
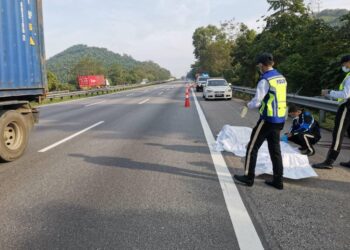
[44,81,168,102]
[232,86,340,122]
[232,86,339,112]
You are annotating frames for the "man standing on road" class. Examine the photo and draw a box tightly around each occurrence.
[313,55,350,169]
[234,53,287,190]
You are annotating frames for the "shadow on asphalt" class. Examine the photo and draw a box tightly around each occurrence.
[69,154,218,182]
[15,202,234,249]
[145,143,208,154]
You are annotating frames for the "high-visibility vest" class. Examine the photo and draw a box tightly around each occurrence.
[259,69,287,123]
[338,72,350,102]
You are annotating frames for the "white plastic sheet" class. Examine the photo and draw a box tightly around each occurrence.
[213,125,318,179]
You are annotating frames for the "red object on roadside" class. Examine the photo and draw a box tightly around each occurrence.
[185,88,190,108]
[77,75,106,89]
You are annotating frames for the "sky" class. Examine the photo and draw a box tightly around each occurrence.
[43,0,350,77]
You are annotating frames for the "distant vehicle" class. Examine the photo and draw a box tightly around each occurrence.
[203,79,232,100]
[77,75,106,89]
[196,75,209,92]
[140,79,149,85]
[0,0,47,161]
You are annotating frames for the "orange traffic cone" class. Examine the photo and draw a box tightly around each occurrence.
[185,88,190,108]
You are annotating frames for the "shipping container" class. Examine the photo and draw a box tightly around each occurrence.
[0,0,47,162]
[77,75,106,89]
[0,0,47,98]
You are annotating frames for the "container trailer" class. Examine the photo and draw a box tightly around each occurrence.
[0,0,47,161]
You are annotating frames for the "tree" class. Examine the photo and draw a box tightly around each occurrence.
[108,64,126,85]
[230,24,257,86]
[47,71,60,91]
[192,25,227,60]
[190,0,350,96]
[71,57,105,77]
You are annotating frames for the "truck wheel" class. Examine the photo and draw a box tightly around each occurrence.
[0,111,29,162]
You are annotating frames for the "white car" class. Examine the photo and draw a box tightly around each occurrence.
[203,79,232,100]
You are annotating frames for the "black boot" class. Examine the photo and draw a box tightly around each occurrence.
[312,159,334,169]
[340,161,350,168]
[300,149,315,156]
[265,177,283,190]
[234,175,254,187]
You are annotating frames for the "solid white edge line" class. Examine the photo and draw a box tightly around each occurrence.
[138,98,150,105]
[85,101,106,107]
[38,121,105,153]
[191,89,264,250]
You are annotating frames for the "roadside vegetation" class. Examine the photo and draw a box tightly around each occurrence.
[188,0,350,97]
[46,45,172,92]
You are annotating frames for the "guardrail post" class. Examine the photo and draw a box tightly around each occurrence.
[319,110,326,124]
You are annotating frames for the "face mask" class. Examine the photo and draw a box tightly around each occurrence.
[342,66,350,73]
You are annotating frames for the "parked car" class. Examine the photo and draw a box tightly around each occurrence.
[203,79,232,100]
[196,76,209,92]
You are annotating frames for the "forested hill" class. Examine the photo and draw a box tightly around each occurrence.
[316,9,349,26]
[46,44,171,84]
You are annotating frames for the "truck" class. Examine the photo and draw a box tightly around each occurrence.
[195,73,210,92]
[0,0,47,161]
[77,75,106,89]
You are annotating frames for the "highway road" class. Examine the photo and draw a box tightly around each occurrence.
[0,81,349,249]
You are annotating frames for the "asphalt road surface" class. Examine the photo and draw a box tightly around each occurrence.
[0,81,349,250]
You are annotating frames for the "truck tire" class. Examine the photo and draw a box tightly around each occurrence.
[0,111,29,162]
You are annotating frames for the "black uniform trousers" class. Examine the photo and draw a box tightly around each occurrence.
[244,119,284,180]
[289,133,320,153]
[328,101,350,161]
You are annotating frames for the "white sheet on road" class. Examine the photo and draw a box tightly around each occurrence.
[213,125,318,179]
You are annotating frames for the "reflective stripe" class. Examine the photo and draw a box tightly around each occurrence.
[267,93,274,116]
[259,72,287,121]
[338,72,350,102]
[245,120,265,175]
[334,107,347,150]
[304,134,315,153]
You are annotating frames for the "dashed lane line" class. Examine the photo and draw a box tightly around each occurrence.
[38,121,105,153]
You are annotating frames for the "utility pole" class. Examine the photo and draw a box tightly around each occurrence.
[309,0,322,14]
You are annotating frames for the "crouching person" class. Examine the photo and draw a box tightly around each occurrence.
[286,105,321,156]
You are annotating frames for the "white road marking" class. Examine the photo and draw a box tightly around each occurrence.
[138,98,150,105]
[159,92,164,95]
[85,101,106,107]
[127,93,134,97]
[38,121,105,153]
[191,89,264,250]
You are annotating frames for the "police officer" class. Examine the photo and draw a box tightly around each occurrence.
[286,105,321,156]
[234,53,287,190]
[313,55,350,169]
